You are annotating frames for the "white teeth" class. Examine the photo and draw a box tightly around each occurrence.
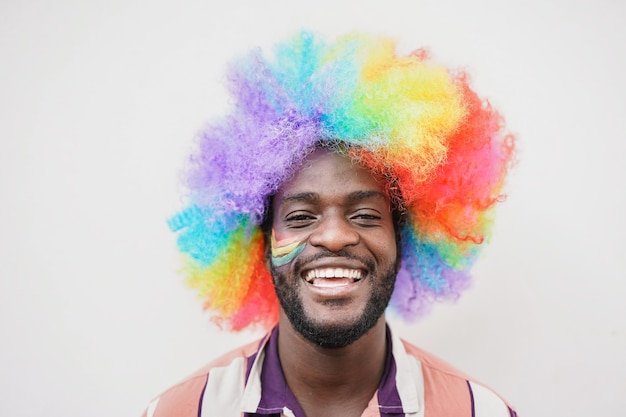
[304,268,363,283]
[314,279,349,288]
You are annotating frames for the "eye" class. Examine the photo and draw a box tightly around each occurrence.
[285,212,317,228]
[351,210,383,226]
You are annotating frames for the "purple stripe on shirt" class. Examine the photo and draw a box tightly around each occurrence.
[197,377,208,417]
[467,380,476,417]
[375,326,405,415]
[252,327,306,416]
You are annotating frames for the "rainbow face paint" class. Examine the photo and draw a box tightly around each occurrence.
[271,230,306,267]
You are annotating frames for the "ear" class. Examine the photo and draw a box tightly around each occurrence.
[263,230,273,272]
[260,196,275,272]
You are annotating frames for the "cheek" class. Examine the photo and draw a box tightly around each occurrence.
[371,228,398,265]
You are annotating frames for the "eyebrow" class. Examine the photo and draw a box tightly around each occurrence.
[346,190,388,203]
[280,190,388,204]
[280,192,319,203]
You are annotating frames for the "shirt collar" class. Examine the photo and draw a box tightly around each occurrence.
[240,324,421,416]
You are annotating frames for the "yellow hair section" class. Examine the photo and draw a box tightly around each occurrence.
[353,35,467,181]
[184,225,257,317]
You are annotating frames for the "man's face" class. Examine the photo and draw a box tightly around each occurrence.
[269,149,398,348]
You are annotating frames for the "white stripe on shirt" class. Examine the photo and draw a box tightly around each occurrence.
[469,381,510,417]
[201,356,246,417]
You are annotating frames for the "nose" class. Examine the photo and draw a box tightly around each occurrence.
[308,212,360,252]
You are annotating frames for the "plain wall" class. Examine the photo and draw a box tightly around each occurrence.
[1,0,624,415]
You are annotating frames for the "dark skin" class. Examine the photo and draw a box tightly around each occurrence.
[265,150,398,417]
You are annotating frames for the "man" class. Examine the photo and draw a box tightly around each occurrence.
[145,32,517,416]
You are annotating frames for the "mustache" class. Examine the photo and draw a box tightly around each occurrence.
[292,249,375,274]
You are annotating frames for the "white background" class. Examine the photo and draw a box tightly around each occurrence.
[1,0,625,416]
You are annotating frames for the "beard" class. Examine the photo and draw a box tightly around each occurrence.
[271,251,397,349]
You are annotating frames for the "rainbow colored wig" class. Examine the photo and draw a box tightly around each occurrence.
[168,31,515,331]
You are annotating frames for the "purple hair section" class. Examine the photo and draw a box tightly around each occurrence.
[184,34,365,221]
[186,110,321,222]
[185,35,365,221]
[388,225,473,320]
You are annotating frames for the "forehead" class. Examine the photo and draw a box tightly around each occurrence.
[275,149,388,202]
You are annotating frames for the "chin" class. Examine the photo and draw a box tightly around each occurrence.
[279,287,391,348]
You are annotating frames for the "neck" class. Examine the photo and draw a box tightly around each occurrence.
[277,312,388,417]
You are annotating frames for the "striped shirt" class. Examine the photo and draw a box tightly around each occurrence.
[143,325,517,417]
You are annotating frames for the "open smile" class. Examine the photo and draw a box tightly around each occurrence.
[303,267,364,288]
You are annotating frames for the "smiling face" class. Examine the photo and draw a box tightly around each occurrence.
[268,149,399,348]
